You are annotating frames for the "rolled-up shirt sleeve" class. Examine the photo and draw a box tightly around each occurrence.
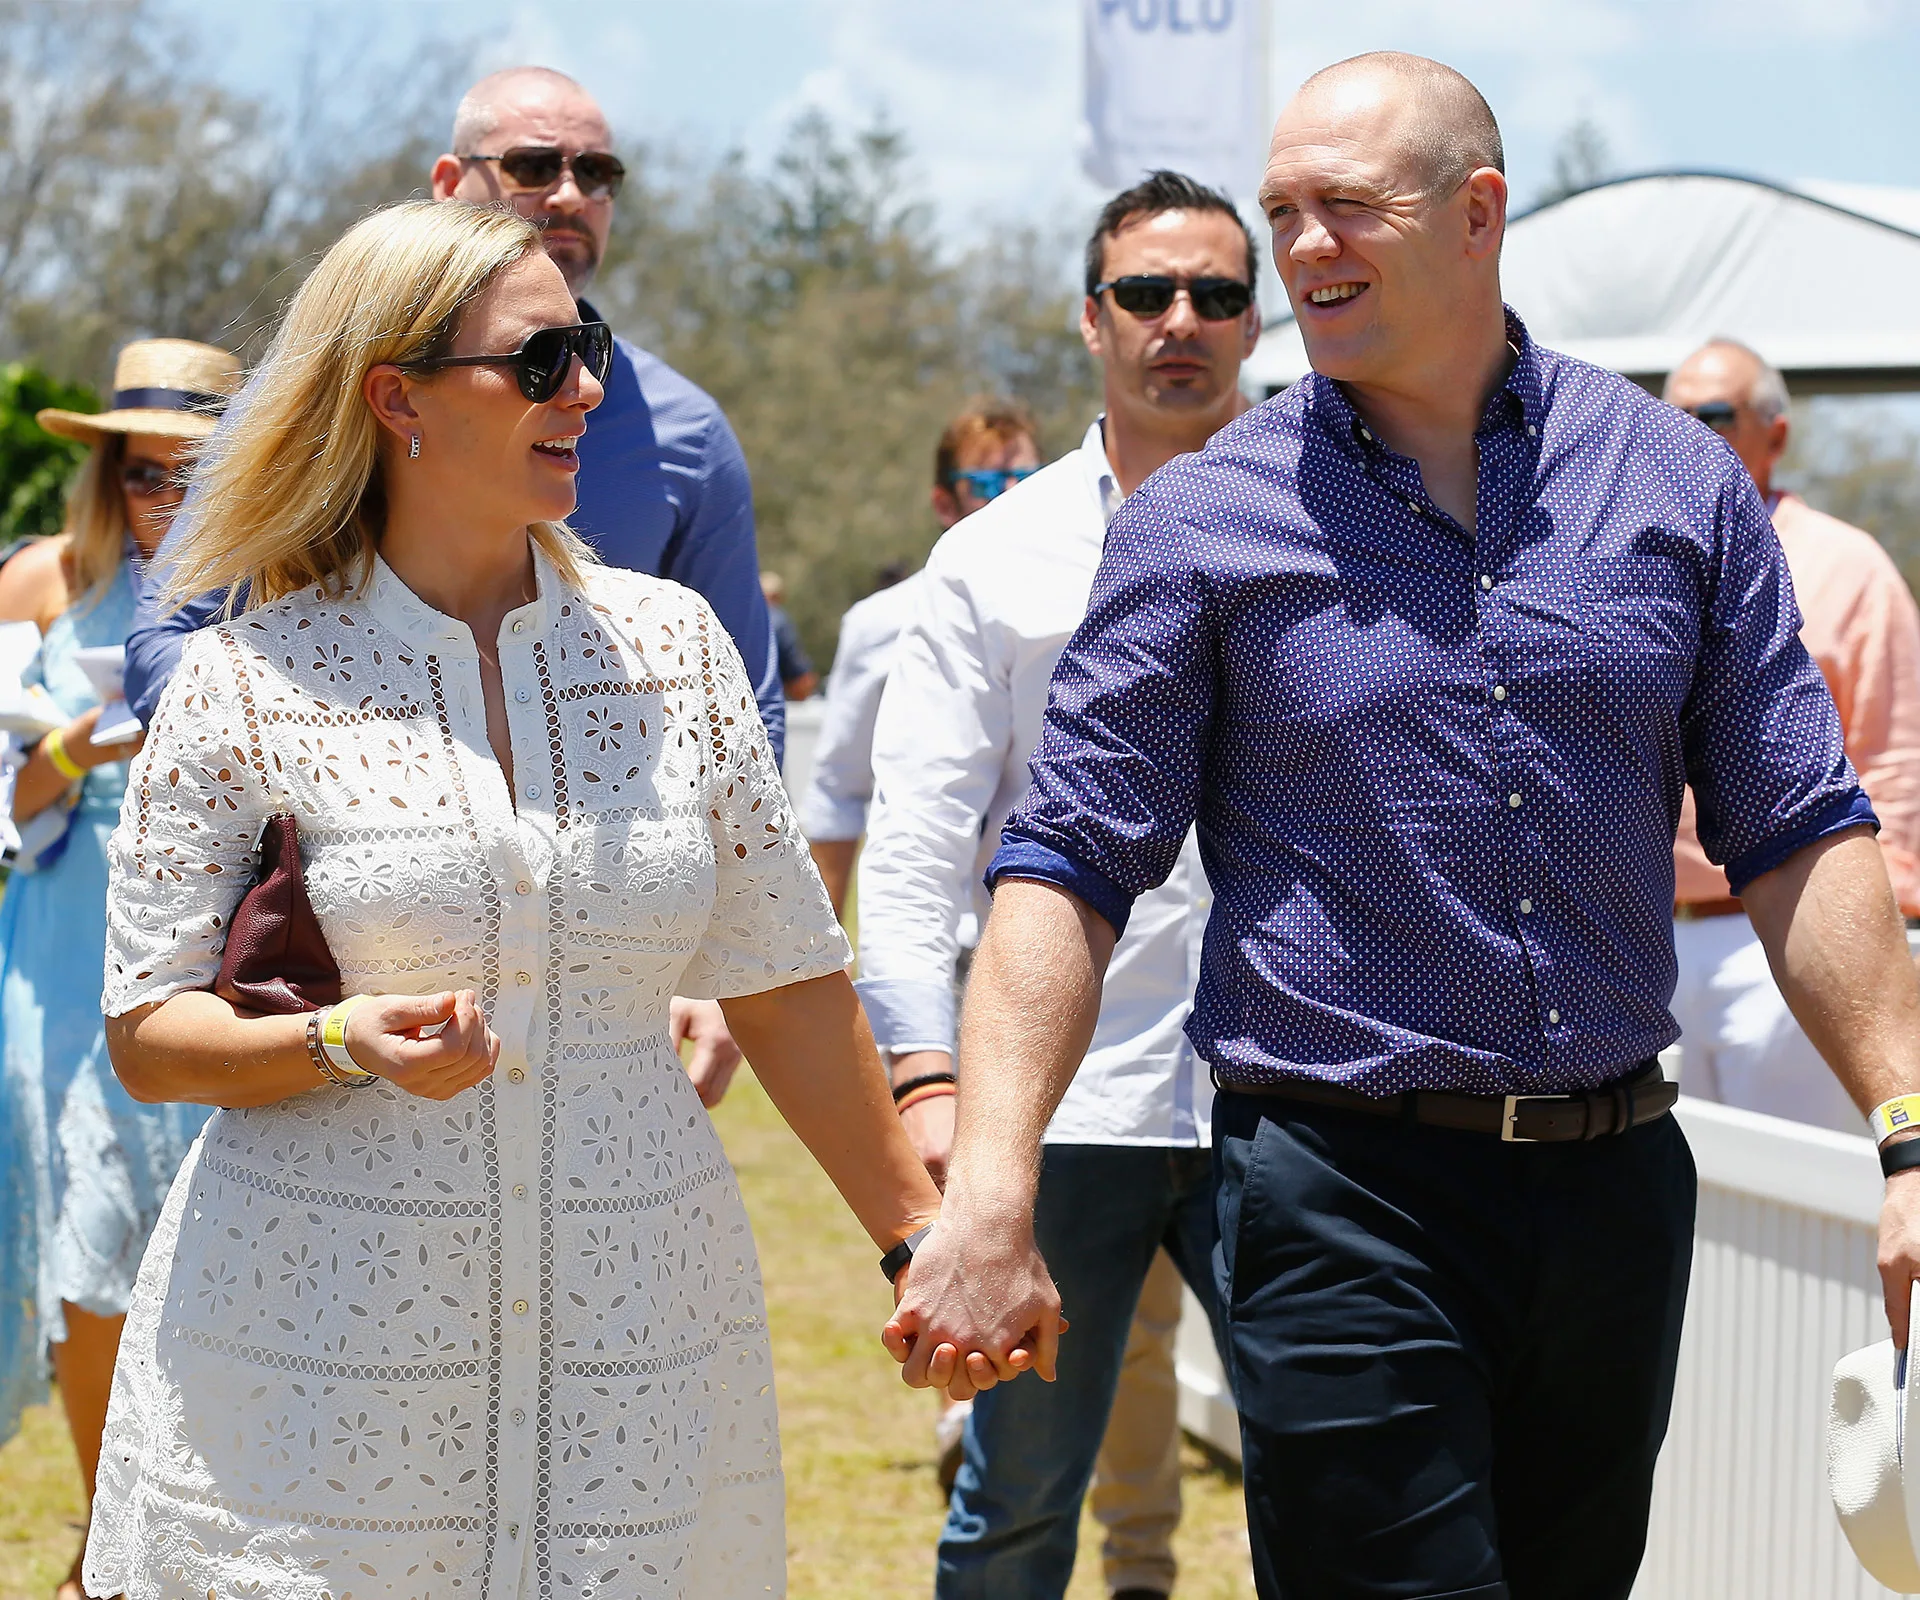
[988,490,1214,938]
[1686,466,1875,892]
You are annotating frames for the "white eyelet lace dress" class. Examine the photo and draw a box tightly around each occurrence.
[86,554,849,1600]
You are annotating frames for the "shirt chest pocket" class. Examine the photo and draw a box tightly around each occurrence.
[1577,540,1702,728]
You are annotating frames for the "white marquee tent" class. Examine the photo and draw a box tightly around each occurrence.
[1244,172,1920,396]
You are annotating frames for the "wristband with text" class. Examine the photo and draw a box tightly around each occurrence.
[319,994,379,1086]
[1871,1094,1920,1146]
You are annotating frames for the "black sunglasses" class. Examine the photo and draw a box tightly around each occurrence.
[406,322,614,402]
[1679,400,1739,433]
[462,147,626,200]
[1092,274,1254,322]
[120,460,188,496]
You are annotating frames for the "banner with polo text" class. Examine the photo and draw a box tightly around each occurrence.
[1080,0,1267,197]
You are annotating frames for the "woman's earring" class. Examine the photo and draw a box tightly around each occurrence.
[408,435,421,460]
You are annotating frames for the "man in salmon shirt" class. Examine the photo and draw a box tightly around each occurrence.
[1666,338,1920,1131]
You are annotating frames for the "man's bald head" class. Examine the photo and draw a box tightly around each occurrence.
[1294,52,1504,197]
[451,67,604,155]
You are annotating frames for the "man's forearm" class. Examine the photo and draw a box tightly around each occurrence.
[943,878,1116,1214]
[1742,825,1920,1109]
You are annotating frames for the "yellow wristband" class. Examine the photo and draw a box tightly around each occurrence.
[320,994,378,1084]
[42,726,84,782]
[1870,1094,1920,1145]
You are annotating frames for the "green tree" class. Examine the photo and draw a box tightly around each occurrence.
[0,364,97,543]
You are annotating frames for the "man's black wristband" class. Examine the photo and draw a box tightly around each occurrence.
[880,1223,934,1285]
[891,1071,957,1104]
[1882,1138,1920,1179]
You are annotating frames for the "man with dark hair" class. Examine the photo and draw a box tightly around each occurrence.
[859,173,1258,1599]
[890,52,1920,1600]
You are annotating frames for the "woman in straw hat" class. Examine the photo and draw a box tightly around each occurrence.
[84,200,958,1599]
[0,337,240,1599]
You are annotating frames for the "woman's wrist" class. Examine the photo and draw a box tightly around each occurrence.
[42,724,86,781]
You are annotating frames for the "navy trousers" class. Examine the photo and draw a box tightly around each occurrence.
[1214,1089,1696,1600]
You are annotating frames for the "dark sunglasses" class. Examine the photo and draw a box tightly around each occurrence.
[1093,274,1254,322]
[1679,400,1739,433]
[120,460,188,496]
[462,147,626,200]
[948,466,1038,501]
[406,322,614,402]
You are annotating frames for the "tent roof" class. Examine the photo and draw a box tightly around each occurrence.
[1245,172,1920,395]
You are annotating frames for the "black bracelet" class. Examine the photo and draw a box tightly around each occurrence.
[880,1222,934,1285]
[1885,1138,1920,1179]
[891,1070,957,1104]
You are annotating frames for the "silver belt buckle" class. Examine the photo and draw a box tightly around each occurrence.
[1500,1091,1572,1142]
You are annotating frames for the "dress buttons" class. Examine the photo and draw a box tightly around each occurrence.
[1479,574,1493,590]
[513,1299,529,1316]
[515,688,530,703]
[1519,898,1533,914]
[511,1408,526,1424]
[1493,685,1507,701]
[508,1524,520,1539]
[508,1067,526,1083]
[517,970,533,986]
[1548,1008,1561,1025]
[511,619,526,634]
[512,1184,526,1198]
[516,880,533,896]
[1508,792,1522,808]
[525,783,540,800]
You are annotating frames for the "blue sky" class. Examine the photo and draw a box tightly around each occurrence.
[164,0,1920,232]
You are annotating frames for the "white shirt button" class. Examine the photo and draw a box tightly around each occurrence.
[508,1067,526,1083]
[1527,424,1538,438]
[515,688,530,703]
[1359,426,1373,442]
[1548,1008,1561,1024]
[1480,574,1493,590]
[1493,685,1507,701]
[1406,499,1419,514]
[512,1299,529,1316]
[1508,792,1523,808]
[517,970,533,986]
[1519,898,1533,914]
[516,881,533,896]
[512,1184,526,1198]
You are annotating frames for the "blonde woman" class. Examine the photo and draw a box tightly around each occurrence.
[0,340,238,1600]
[85,200,948,1598]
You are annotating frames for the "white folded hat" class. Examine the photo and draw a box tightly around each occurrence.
[1830,1298,1920,1590]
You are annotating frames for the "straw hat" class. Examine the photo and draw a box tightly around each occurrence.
[1828,1299,1920,1589]
[36,338,242,444]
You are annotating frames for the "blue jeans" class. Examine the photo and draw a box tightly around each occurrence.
[936,1143,1224,1599]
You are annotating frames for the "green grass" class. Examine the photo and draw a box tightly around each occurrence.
[0,1070,1252,1598]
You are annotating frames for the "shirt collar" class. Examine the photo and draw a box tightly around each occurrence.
[362,544,556,657]
[1085,415,1124,523]
[1305,304,1545,454]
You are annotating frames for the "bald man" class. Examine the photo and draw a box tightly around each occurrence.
[1664,340,1920,1130]
[886,52,1920,1599]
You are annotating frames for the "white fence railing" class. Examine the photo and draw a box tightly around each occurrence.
[1174,1094,1910,1599]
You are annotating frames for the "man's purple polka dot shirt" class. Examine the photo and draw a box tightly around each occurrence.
[989,312,1873,1096]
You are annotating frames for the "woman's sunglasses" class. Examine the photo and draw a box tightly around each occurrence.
[120,460,188,497]
[462,147,626,201]
[1093,275,1255,322]
[406,322,615,403]
[947,466,1038,501]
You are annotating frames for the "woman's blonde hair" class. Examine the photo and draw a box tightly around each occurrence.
[60,434,130,604]
[162,200,593,610]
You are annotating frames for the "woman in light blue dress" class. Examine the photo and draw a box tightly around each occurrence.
[0,338,239,1599]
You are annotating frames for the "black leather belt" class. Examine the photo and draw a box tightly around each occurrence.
[1221,1061,1676,1142]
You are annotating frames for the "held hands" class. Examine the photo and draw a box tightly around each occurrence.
[881,1207,1067,1403]
[342,990,500,1101]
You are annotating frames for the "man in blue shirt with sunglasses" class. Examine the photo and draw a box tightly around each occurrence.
[123,64,777,1098]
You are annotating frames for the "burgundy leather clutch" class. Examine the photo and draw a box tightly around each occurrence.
[213,812,342,1014]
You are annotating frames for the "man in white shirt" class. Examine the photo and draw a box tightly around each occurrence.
[858,172,1261,1600]
[800,401,1043,917]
